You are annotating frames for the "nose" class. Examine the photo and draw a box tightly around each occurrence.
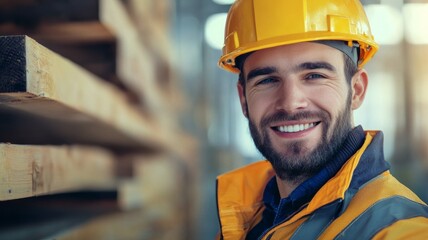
[275,80,309,112]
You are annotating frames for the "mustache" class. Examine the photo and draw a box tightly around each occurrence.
[260,110,328,128]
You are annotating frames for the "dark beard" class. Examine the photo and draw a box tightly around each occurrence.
[248,95,352,184]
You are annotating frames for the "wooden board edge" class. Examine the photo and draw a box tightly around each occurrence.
[0,143,117,201]
[22,35,166,148]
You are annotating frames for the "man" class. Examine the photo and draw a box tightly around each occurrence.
[216,0,428,239]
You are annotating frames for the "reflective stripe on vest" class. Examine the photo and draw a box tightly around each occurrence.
[290,199,343,240]
[288,195,428,240]
[289,187,361,240]
[334,196,428,239]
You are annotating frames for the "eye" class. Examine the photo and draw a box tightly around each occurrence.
[305,73,325,80]
[256,77,278,86]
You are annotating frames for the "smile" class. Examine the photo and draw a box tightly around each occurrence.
[274,122,320,133]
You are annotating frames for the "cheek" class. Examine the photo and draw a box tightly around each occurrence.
[307,86,349,122]
[246,95,273,123]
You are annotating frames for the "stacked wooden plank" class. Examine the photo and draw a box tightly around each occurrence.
[0,144,116,201]
[0,0,196,239]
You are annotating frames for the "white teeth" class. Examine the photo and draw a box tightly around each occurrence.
[293,125,299,132]
[277,123,316,133]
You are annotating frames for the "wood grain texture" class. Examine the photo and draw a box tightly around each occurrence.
[0,144,116,201]
[25,34,164,149]
[0,36,166,150]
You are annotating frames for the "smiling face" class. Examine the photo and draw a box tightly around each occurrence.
[237,42,368,182]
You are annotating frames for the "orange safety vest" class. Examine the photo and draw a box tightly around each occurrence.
[216,131,428,239]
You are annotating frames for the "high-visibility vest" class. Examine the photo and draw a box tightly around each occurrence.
[216,131,428,239]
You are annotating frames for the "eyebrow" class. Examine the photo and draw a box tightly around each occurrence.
[294,61,337,73]
[246,66,278,83]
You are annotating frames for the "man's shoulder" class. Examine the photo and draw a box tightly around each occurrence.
[216,160,275,198]
[217,160,273,179]
[320,172,428,239]
[349,172,427,207]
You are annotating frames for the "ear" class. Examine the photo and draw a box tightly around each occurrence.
[237,82,248,118]
[350,69,368,110]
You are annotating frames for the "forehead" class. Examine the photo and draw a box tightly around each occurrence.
[243,42,345,73]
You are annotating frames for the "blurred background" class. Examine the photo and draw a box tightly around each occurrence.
[0,0,427,239]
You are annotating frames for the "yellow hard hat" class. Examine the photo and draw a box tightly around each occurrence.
[219,0,379,73]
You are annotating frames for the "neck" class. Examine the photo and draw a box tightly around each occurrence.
[276,175,308,198]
